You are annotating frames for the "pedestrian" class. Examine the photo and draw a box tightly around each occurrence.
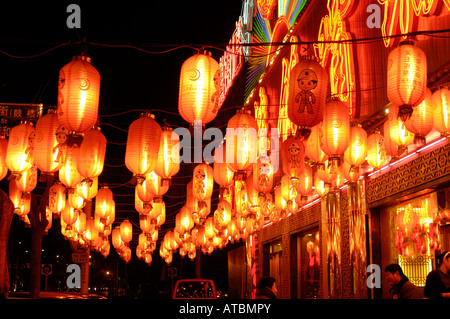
[384,263,422,299]
[255,276,277,299]
[424,251,450,299]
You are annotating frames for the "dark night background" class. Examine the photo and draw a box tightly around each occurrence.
[1,0,245,297]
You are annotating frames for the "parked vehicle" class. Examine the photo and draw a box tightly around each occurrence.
[172,279,217,299]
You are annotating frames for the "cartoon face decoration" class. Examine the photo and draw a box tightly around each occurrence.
[259,162,271,175]
[297,69,318,91]
[288,142,301,156]
[55,125,68,144]
[195,169,205,181]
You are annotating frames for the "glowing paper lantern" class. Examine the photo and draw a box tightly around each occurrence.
[143,170,170,202]
[49,182,66,214]
[320,98,350,170]
[175,205,194,235]
[15,165,38,193]
[33,111,63,173]
[76,176,98,201]
[213,142,234,199]
[383,119,399,159]
[387,41,427,121]
[404,88,434,145]
[281,136,304,178]
[192,163,214,207]
[57,55,100,134]
[314,173,329,197]
[226,109,259,179]
[59,145,82,193]
[344,124,367,171]
[61,199,79,229]
[288,55,329,138]
[95,186,114,221]
[387,104,415,154]
[6,122,35,177]
[432,87,450,137]
[252,159,273,193]
[77,127,107,184]
[120,219,133,244]
[125,113,162,183]
[154,126,180,184]
[367,131,387,170]
[296,164,313,202]
[214,200,232,229]
[178,51,220,126]
[305,123,328,164]
[135,186,152,214]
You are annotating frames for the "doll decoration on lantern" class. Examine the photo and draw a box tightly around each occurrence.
[194,168,206,194]
[259,163,271,188]
[288,142,302,169]
[295,69,318,114]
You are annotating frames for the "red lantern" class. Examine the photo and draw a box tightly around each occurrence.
[178,51,220,126]
[135,184,153,213]
[213,142,234,200]
[125,113,162,183]
[383,120,399,160]
[57,55,100,134]
[214,199,232,229]
[387,105,414,154]
[120,219,133,244]
[387,41,427,121]
[6,122,34,177]
[154,126,180,184]
[404,88,434,145]
[33,111,62,173]
[95,186,114,221]
[305,123,328,164]
[288,55,328,138]
[314,172,329,197]
[15,165,38,193]
[320,98,350,170]
[77,127,107,184]
[226,109,259,179]
[281,136,304,178]
[432,87,450,137]
[296,164,313,202]
[49,182,66,214]
[252,159,273,193]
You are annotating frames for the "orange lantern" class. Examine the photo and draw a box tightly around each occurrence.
[296,164,313,202]
[404,88,434,145]
[178,51,220,126]
[9,179,24,216]
[149,201,165,225]
[432,87,450,137]
[281,135,304,178]
[85,217,99,244]
[342,161,361,183]
[314,173,329,197]
[192,162,214,208]
[387,41,427,122]
[76,176,98,201]
[142,170,169,202]
[6,122,34,177]
[77,127,107,184]
[61,199,79,230]
[33,110,63,173]
[139,213,154,234]
[367,131,387,170]
[226,109,259,179]
[112,226,124,250]
[15,165,38,193]
[49,182,66,214]
[95,186,114,221]
[213,142,235,199]
[68,192,85,211]
[135,178,154,209]
[316,159,337,186]
[252,159,273,193]
[57,55,100,134]
[305,123,328,164]
[125,113,162,183]
[214,199,232,229]
[120,219,133,244]
[320,98,350,170]
[175,205,194,235]
[344,124,367,172]
[135,187,152,214]
[383,119,399,159]
[59,145,82,193]
[288,55,329,138]
[387,104,414,154]
[0,136,8,181]
[154,126,180,184]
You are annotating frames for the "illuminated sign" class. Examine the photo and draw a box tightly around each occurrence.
[0,103,43,138]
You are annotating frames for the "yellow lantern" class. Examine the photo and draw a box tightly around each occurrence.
[57,55,100,134]
[387,105,414,155]
[192,163,214,208]
[0,136,8,181]
[49,182,66,214]
[288,55,329,138]
[344,124,367,172]
[404,88,434,145]
[154,126,180,184]
[320,98,350,170]
[125,113,162,183]
[33,110,63,173]
[178,51,220,126]
[120,219,133,244]
[387,41,427,122]
[432,87,450,137]
[77,127,107,184]
[281,136,304,179]
[226,109,259,179]
[367,131,387,170]
[59,145,82,193]
[6,122,34,177]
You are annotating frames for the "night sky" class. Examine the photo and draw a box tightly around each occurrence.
[1,0,244,296]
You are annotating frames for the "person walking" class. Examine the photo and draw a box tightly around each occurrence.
[255,276,277,299]
[384,263,422,299]
[424,251,450,299]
